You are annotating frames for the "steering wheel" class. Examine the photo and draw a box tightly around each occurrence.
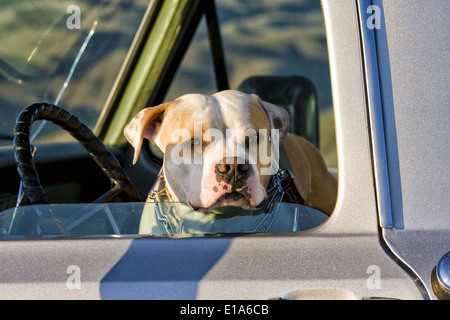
[13,103,142,206]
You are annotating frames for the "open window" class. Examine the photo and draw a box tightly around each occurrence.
[140,0,338,234]
[0,0,338,237]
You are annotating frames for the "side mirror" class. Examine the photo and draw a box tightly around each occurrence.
[238,75,319,148]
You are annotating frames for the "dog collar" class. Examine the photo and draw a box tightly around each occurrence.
[276,169,305,205]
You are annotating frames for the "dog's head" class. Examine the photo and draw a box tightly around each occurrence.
[124,90,290,211]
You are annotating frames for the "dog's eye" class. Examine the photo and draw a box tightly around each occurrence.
[246,134,261,150]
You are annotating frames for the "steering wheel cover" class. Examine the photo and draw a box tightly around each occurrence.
[14,102,141,206]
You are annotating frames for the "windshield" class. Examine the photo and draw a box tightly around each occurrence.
[0,0,150,145]
[0,202,327,238]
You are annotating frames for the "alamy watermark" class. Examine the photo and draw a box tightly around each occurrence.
[66,265,81,290]
[64,264,381,291]
[64,4,382,31]
[366,265,381,289]
[66,5,81,30]
[168,122,280,176]
[366,5,381,30]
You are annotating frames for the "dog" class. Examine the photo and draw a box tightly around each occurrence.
[124,90,337,216]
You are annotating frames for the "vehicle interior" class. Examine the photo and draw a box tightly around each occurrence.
[0,0,337,237]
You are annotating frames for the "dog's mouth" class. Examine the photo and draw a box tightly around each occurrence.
[219,191,249,203]
[192,191,255,212]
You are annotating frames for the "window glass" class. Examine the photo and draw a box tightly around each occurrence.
[0,202,328,237]
[0,0,150,146]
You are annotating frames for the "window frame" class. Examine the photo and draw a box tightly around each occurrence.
[98,0,228,147]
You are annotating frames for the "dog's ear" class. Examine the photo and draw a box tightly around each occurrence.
[251,94,290,142]
[124,103,167,164]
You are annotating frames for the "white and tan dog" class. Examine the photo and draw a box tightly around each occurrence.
[124,90,337,216]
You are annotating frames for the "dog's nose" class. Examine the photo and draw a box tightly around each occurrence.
[215,157,250,179]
